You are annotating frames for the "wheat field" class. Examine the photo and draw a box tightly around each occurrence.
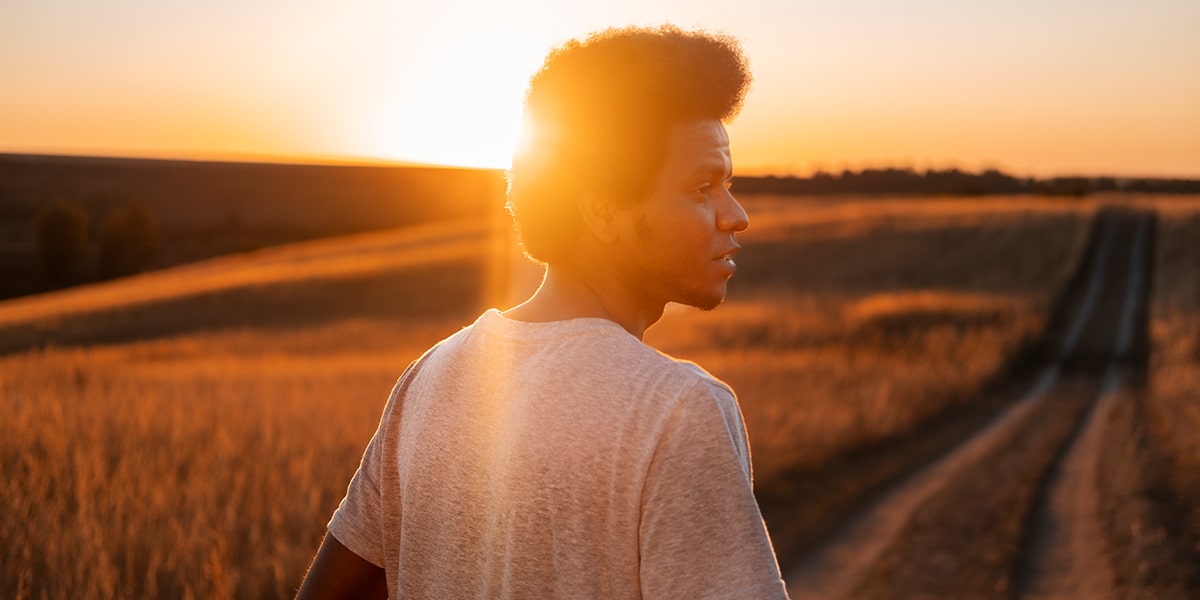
[0,194,1153,599]
[648,195,1094,480]
[1142,199,1200,575]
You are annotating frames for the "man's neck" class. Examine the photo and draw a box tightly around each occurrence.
[502,265,663,340]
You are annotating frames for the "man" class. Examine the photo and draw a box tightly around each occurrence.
[297,25,788,599]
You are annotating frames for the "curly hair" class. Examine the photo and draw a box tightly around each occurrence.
[506,25,752,265]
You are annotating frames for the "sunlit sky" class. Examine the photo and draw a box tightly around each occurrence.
[3,0,1198,177]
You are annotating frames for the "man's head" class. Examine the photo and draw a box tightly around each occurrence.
[506,26,752,267]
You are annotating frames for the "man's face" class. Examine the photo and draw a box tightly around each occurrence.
[615,119,749,310]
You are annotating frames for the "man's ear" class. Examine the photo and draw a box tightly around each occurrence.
[577,193,622,245]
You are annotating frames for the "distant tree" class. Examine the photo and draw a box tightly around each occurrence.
[98,200,162,279]
[1092,177,1119,192]
[1036,177,1091,197]
[34,201,90,285]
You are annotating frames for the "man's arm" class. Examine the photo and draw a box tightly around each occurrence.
[295,533,387,600]
[639,383,789,599]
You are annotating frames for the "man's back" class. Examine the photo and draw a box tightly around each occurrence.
[328,309,785,598]
[296,26,789,599]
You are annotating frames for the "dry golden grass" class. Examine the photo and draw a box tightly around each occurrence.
[0,195,1098,598]
[1139,197,1200,585]
[1145,198,1200,473]
[1,219,488,599]
[1082,196,1200,598]
[0,321,464,599]
[648,196,1094,482]
[0,217,489,354]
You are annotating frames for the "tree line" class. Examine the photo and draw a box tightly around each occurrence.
[35,199,162,287]
[732,167,1200,196]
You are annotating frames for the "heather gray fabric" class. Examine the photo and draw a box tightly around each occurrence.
[329,309,788,599]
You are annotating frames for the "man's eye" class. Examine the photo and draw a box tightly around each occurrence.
[694,183,712,196]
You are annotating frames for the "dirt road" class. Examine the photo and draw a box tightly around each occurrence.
[782,208,1156,599]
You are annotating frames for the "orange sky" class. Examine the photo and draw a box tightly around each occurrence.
[2,0,1197,178]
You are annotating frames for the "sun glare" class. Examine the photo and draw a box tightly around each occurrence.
[367,46,537,170]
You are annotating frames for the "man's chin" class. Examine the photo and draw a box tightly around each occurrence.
[678,290,727,311]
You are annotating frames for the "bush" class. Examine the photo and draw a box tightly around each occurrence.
[35,201,90,284]
[99,201,162,279]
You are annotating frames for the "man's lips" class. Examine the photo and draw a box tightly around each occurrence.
[715,245,741,271]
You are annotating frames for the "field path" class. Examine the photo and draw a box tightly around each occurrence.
[1015,368,1121,600]
[782,208,1156,599]
[1014,212,1151,599]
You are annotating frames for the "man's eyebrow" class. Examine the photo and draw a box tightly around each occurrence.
[688,162,732,180]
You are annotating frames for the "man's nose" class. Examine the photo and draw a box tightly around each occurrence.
[717,191,749,232]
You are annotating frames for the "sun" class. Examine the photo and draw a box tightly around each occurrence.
[366,46,539,170]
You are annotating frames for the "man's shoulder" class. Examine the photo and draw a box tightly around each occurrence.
[668,358,728,387]
[611,347,725,398]
[416,309,735,397]
[604,339,738,408]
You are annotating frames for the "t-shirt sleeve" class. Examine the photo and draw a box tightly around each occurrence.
[639,380,789,600]
[326,372,409,568]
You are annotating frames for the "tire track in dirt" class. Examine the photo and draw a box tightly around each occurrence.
[782,208,1155,599]
[1014,212,1151,600]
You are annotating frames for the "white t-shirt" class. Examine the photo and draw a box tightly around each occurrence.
[329,309,788,599]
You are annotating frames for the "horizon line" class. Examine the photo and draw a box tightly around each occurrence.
[1,148,1197,183]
